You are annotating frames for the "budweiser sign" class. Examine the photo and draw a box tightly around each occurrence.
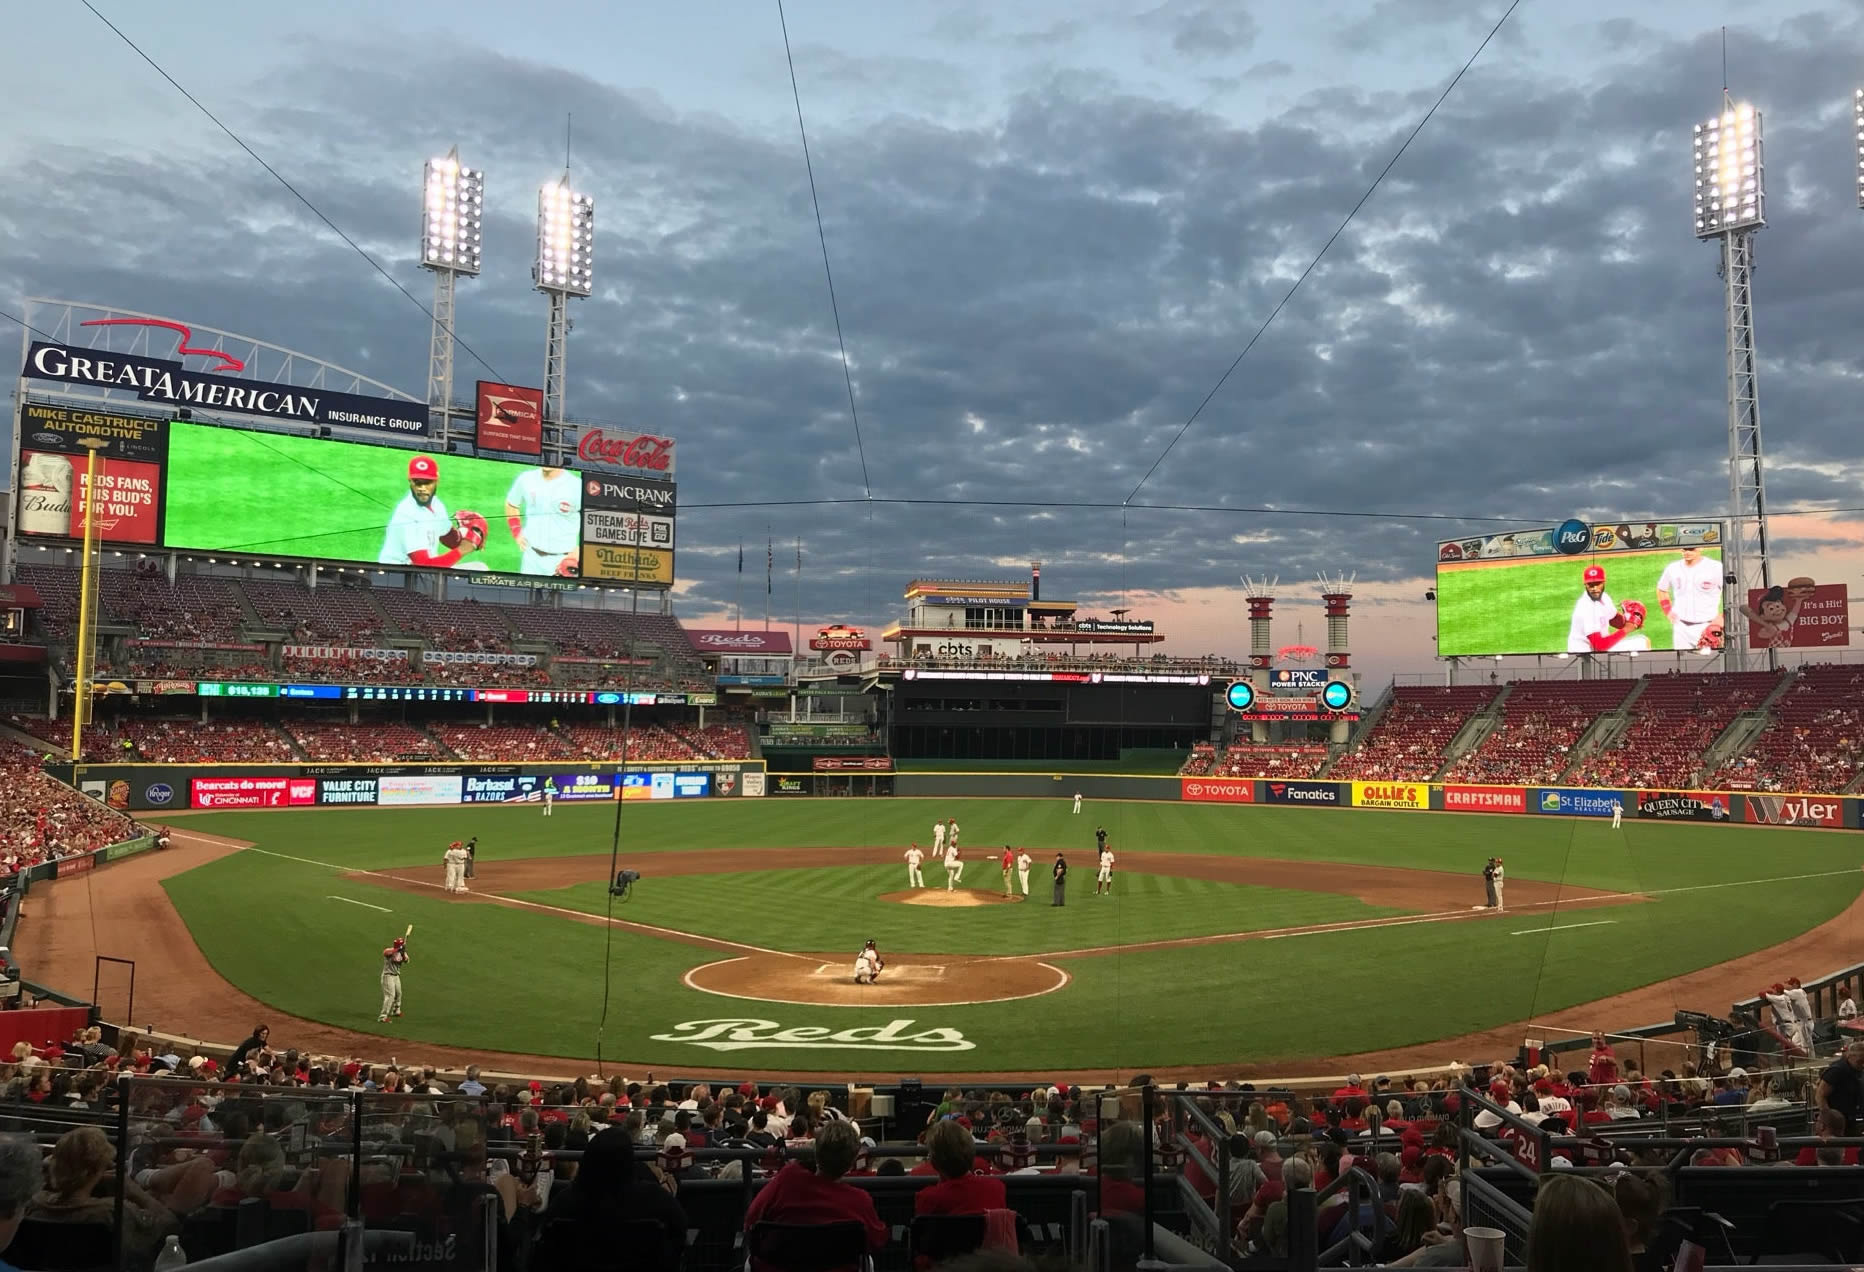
[577,427,676,475]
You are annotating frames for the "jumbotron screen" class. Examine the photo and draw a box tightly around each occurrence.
[162,421,584,578]
[1435,521,1726,656]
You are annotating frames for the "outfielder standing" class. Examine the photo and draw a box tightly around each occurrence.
[905,843,926,888]
[504,465,582,577]
[1072,791,1082,814]
[543,779,555,817]
[1096,845,1115,896]
[379,936,409,1022]
[1611,800,1623,829]
[1016,847,1033,896]
[1657,545,1723,652]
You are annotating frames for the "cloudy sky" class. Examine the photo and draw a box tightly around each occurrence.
[4,1,1864,684]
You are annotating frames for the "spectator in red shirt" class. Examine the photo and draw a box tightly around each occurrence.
[1795,1109,1860,1166]
[744,1120,886,1270]
[915,1119,1007,1215]
[1588,1033,1620,1089]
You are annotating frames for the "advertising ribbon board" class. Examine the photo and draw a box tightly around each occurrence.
[1261,781,1342,806]
[1535,788,1620,818]
[473,382,544,456]
[1742,794,1843,828]
[581,544,675,586]
[1351,782,1428,809]
[1181,777,1253,804]
[811,756,894,771]
[1745,582,1850,649]
[19,402,167,461]
[1443,785,1526,814]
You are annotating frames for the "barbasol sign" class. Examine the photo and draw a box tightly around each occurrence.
[1535,788,1617,817]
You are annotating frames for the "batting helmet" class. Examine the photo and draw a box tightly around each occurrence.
[1620,600,1646,629]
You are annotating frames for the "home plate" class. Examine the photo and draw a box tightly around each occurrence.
[810,963,947,981]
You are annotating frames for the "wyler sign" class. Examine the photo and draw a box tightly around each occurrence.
[1744,794,1842,828]
[1351,782,1427,810]
[24,342,429,436]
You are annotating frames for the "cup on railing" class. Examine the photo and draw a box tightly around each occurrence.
[1465,1226,1507,1272]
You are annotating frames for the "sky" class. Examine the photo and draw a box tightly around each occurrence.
[4,1,1864,686]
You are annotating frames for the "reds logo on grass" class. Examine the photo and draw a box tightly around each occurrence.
[650,1018,975,1053]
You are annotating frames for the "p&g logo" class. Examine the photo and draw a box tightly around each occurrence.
[1554,520,1590,555]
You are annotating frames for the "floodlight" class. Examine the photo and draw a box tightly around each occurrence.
[534,178,595,296]
[1692,104,1764,237]
[420,151,484,275]
[1855,89,1864,208]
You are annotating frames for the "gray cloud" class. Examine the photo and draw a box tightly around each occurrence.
[4,9,1864,665]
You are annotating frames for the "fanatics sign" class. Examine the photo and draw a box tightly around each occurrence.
[24,341,429,435]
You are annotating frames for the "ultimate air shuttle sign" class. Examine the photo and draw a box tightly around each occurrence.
[24,342,430,436]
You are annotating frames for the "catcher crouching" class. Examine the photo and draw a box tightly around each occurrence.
[853,940,884,985]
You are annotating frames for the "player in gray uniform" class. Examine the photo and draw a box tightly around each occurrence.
[379,936,409,1022]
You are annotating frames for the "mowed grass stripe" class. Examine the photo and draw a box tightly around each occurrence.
[508,866,1404,957]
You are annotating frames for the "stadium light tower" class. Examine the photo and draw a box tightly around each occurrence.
[534,174,595,461]
[420,148,484,449]
[1692,96,1772,670]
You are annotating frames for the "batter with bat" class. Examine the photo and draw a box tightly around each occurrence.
[377,454,489,569]
[379,926,411,1022]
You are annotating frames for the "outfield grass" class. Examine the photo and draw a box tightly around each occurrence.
[1437,546,1723,656]
[162,798,1864,1072]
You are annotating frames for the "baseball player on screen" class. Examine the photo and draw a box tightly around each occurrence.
[504,465,582,577]
[1566,565,1649,653]
[378,455,487,569]
[1657,545,1723,652]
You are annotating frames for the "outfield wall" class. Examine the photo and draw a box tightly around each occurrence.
[894,771,1862,829]
[48,761,767,812]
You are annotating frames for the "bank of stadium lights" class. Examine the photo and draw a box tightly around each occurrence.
[1855,90,1864,207]
[534,179,594,296]
[421,152,483,274]
[1693,104,1764,237]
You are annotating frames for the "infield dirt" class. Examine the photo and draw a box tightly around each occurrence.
[21,829,1858,1084]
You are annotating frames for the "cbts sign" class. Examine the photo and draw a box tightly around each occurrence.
[576,427,675,475]
[24,341,429,435]
[1262,781,1342,806]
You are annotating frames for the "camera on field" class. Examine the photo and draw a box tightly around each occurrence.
[610,869,641,899]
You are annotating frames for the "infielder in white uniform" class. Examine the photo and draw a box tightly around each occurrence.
[504,466,583,577]
[905,844,925,888]
[1016,848,1033,896]
[1096,847,1115,895]
[1072,791,1082,814]
[1491,857,1505,912]
[1611,800,1623,829]
[944,843,964,890]
[442,840,469,893]
[932,819,946,858]
[1657,545,1723,653]
[1567,564,1648,654]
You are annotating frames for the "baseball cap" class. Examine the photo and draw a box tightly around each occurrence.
[409,455,439,481]
[1584,565,1605,584]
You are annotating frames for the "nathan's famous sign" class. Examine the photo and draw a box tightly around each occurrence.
[24,340,428,436]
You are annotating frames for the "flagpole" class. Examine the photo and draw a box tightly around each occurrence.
[736,541,743,631]
[794,535,802,661]
[764,528,772,632]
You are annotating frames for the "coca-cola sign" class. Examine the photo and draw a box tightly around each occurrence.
[686,629,793,655]
[576,427,676,475]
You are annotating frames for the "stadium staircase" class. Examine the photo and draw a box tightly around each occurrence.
[1435,687,1508,777]
[1698,670,1800,783]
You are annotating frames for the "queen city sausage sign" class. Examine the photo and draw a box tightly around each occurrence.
[24,342,430,436]
[650,1018,974,1052]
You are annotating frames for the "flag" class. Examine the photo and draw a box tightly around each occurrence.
[766,537,773,596]
[738,542,743,574]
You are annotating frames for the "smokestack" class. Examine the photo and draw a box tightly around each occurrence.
[1031,561,1041,601]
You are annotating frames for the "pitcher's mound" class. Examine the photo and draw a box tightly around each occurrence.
[684,951,1068,1006]
[882,889,1023,908]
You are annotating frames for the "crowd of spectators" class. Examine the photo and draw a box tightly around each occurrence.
[1712,663,1864,793]
[283,722,451,763]
[1330,686,1501,782]
[1441,680,1635,786]
[0,741,137,876]
[1572,671,1785,791]
[112,720,296,765]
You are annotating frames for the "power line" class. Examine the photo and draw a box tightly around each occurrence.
[77,1,507,384]
[776,0,874,500]
[1124,0,1528,505]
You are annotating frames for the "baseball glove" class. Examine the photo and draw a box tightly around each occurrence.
[1620,600,1647,629]
[1701,618,1725,651]
[555,552,580,577]
[452,510,489,551]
